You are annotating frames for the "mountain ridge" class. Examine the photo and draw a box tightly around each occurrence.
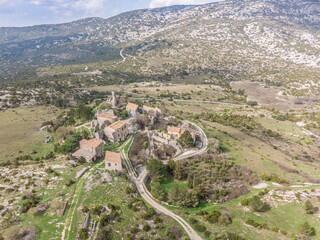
[0,0,319,93]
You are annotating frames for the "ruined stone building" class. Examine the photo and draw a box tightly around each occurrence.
[72,139,104,163]
[104,120,128,143]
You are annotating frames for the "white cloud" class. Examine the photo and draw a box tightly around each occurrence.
[28,0,107,14]
[73,0,106,13]
[149,0,214,8]
[0,0,19,7]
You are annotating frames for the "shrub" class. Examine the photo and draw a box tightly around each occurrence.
[151,182,167,201]
[218,214,231,226]
[247,101,258,106]
[82,206,89,213]
[275,114,287,121]
[167,226,182,239]
[196,210,207,216]
[96,227,112,240]
[248,196,270,212]
[92,205,103,215]
[270,226,279,232]
[143,224,150,232]
[304,200,315,214]
[280,229,287,235]
[206,210,221,223]
[189,217,198,224]
[78,228,88,240]
[65,179,75,187]
[240,198,249,206]
[193,223,206,232]
[299,222,315,236]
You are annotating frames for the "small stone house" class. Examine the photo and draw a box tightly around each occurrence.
[105,151,123,171]
[71,139,104,163]
[97,113,118,125]
[104,120,128,143]
[143,105,161,116]
[167,127,184,138]
[126,102,139,118]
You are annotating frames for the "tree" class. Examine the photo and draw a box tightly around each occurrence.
[151,182,167,201]
[96,227,112,240]
[178,130,194,148]
[168,185,180,204]
[57,132,82,154]
[56,126,74,140]
[192,174,199,189]
[79,228,88,240]
[167,159,176,175]
[168,186,199,208]
[100,213,110,227]
[174,162,183,180]
[187,174,193,189]
[75,101,93,121]
[146,158,167,182]
[304,200,315,214]
[183,191,199,208]
[68,116,76,126]
[299,222,315,236]
[248,196,269,212]
[120,110,128,118]
[82,129,90,140]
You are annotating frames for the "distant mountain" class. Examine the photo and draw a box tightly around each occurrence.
[0,0,319,91]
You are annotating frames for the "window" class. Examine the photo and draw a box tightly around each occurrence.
[108,163,111,167]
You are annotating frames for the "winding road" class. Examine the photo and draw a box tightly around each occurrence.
[121,121,208,240]
[120,48,126,61]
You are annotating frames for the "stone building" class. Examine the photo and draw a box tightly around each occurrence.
[126,102,139,118]
[167,126,184,138]
[105,151,123,171]
[104,120,128,143]
[71,139,104,163]
[143,105,161,116]
[108,91,118,108]
[97,113,118,125]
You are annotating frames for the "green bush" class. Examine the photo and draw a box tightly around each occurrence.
[78,228,88,240]
[193,223,206,232]
[143,224,150,232]
[304,200,315,214]
[247,101,258,106]
[218,214,231,226]
[299,222,315,236]
[206,210,221,223]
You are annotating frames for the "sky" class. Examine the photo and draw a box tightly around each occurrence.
[0,0,216,27]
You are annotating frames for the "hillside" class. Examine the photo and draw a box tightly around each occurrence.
[0,0,319,94]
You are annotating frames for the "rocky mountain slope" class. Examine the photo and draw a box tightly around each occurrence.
[0,0,319,95]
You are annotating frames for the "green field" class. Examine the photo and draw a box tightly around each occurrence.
[0,106,59,162]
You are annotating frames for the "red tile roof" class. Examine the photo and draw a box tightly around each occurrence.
[80,139,103,148]
[108,120,126,130]
[104,151,122,164]
[126,102,139,111]
[98,113,117,119]
[168,127,182,134]
[143,105,161,113]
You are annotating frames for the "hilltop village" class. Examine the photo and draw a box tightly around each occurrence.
[70,92,203,172]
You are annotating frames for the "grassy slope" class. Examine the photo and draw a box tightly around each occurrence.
[0,106,59,161]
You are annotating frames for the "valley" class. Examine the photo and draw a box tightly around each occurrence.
[0,0,320,240]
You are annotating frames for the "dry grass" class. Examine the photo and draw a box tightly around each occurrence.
[0,106,58,161]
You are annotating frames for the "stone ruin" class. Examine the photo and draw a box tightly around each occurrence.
[108,92,118,108]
